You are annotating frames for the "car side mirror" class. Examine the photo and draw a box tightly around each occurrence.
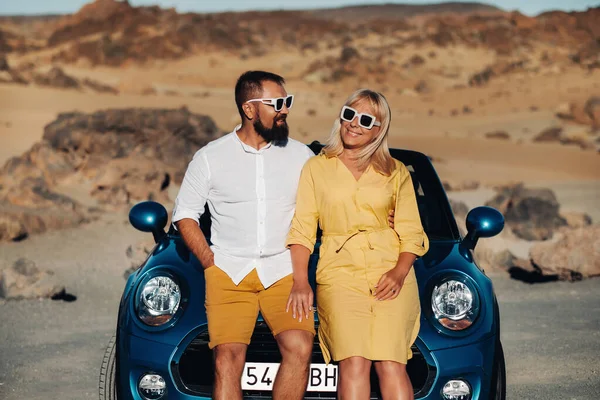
[461,206,504,250]
[129,201,168,243]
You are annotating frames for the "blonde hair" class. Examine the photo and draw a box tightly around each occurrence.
[322,89,396,176]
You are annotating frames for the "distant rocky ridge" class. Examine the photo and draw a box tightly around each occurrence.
[1,0,598,71]
[0,28,16,52]
[307,2,502,21]
[0,27,42,53]
[0,107,223,241]
[0,55,119,92]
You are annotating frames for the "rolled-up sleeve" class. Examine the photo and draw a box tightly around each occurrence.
[394,164,429,257]
[286,161,319,253]
[172,149,210,228]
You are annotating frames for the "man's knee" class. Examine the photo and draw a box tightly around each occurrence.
[276,330,314,362]
[214,343,247,375]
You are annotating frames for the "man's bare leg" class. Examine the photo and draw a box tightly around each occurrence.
[213,343,248,400]
[272,329,314,400]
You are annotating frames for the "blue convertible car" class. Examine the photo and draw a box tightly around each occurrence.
[99,142,506,400]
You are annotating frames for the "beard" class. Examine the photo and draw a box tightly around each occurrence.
[254,117,289,146]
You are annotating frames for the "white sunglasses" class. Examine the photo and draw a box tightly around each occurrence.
[246,95,294,112]
[340,106,381,129]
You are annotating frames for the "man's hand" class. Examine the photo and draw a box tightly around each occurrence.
[373,266,409,301]
[202,262,215,271]
[388,209,395,229]
[176,219,215,270]
[286,280,314,322]
[201,253,215,270]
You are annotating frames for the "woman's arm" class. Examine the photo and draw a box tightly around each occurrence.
[287,244,313,321]
[374,164,429,300]
[393,164,429,257]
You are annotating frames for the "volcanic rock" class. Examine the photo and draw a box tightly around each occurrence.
[485,183,567,240]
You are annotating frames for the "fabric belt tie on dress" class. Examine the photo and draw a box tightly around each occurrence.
[322,227,391,253]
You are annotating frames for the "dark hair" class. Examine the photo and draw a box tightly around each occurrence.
[235,71,286,118]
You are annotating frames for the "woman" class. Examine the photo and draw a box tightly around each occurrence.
[285,89,429,399]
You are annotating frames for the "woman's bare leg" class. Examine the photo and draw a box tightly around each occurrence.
[374,361,413,400]
[338,356,372,400]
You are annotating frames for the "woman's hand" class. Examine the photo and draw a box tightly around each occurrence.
[374,265,409,301]
[286,279,314,322]
[374,252,417,300]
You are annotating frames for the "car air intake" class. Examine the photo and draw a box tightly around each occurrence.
[172,321,436,399]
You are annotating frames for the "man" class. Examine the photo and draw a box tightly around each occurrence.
[172,71,315,400]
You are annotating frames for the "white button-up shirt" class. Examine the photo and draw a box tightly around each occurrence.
[172,126,314,287]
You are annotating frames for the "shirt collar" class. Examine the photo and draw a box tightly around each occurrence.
[232,125,273,154]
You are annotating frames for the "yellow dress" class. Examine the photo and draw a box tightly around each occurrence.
[286,153,429,364]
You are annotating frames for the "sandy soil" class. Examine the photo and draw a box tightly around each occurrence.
[1,83,599,185]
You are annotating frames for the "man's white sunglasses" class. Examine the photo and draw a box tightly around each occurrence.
[340,105,381,129]
[246,95,294,112]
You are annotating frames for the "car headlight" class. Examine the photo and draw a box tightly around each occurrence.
[137,275,181,326]
[432,279,479,331]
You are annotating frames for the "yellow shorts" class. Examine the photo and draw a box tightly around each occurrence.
[204,266,315,349]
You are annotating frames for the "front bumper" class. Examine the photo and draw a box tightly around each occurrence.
[423,334,497,399]
[117,326,497,400]
[117,328,204,400]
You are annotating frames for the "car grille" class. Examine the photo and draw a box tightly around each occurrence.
[172,321,436,399]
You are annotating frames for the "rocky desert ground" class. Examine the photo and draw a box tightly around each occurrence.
[0,0,599,399]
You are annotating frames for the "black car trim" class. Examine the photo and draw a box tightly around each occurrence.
[171,322,438,399]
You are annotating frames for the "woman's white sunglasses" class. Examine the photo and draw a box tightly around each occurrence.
[246,94,294,112]
[340,106,381,129]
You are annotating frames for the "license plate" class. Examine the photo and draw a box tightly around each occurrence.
[242,362,338,392]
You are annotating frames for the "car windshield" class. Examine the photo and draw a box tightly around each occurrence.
[389,148,460,241]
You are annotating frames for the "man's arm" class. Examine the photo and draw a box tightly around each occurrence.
[176,219,214,269]
[172,149,213,268]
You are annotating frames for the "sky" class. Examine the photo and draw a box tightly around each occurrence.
[0,0,597,17]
